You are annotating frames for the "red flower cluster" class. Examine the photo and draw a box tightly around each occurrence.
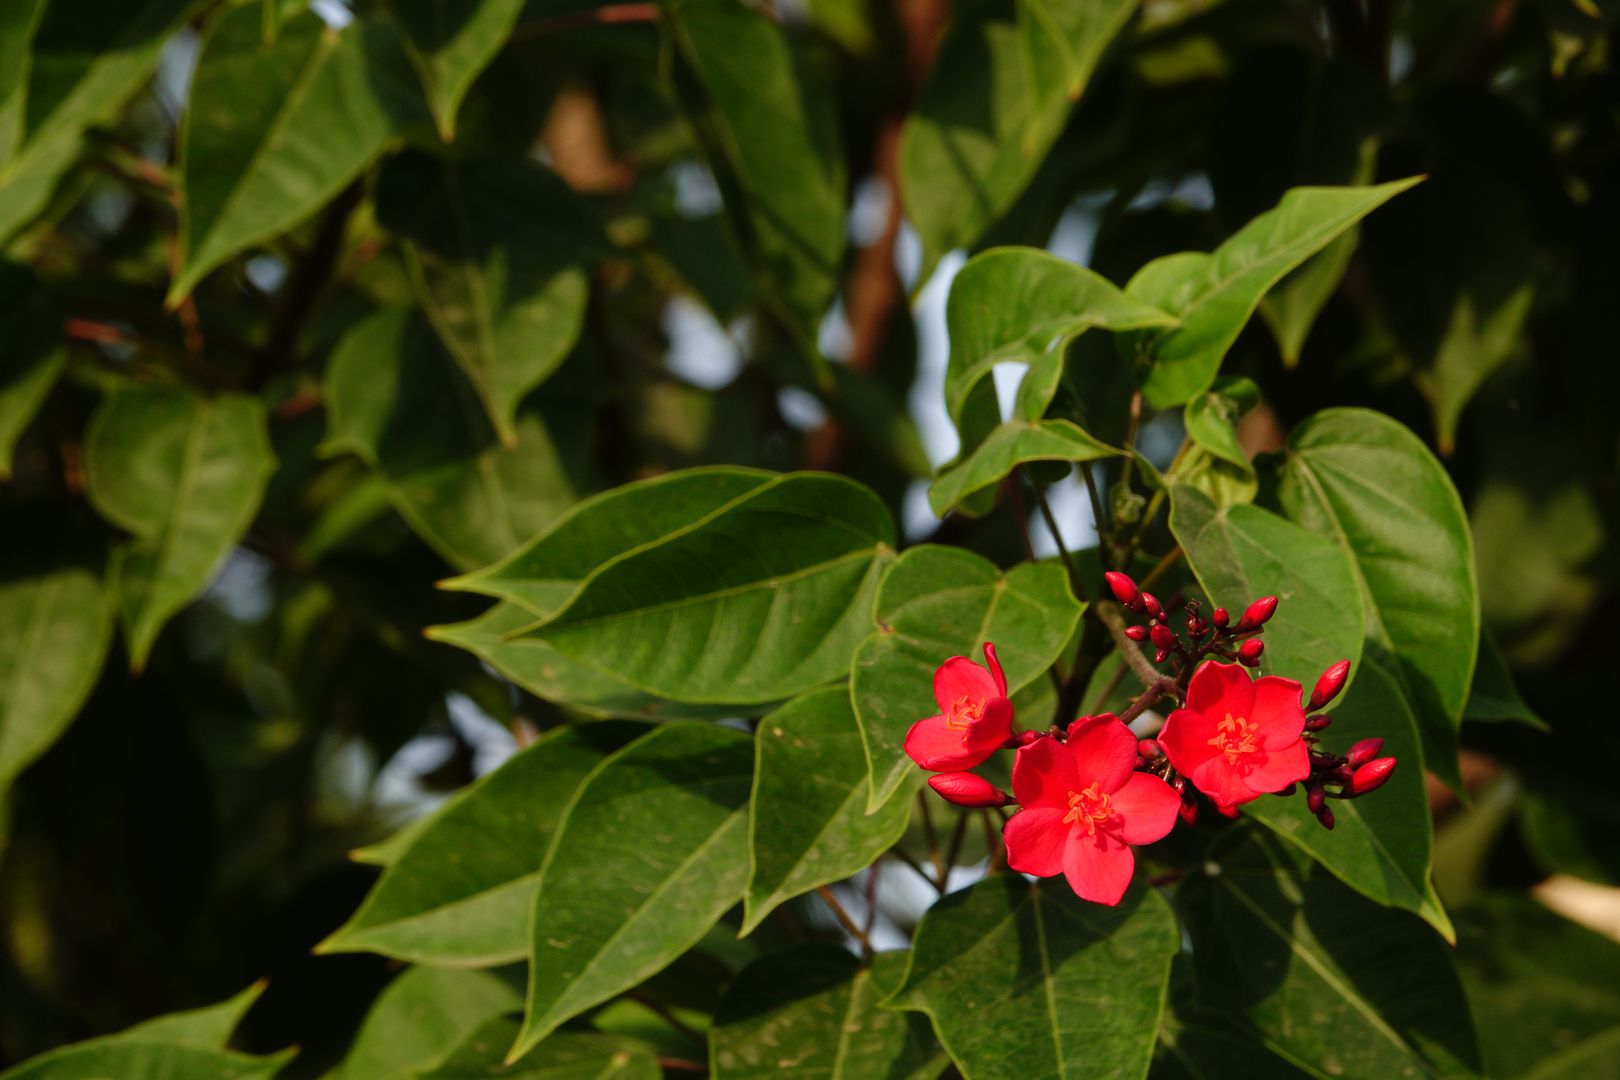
[899,574,1401,905]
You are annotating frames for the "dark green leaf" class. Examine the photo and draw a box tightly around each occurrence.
[514,723,754,1058]
[387,0,525,140]
[0,1042,289,1080]
[1276,407,1479,791]
[1125,179,1420,408]
[0,265,63,479]
[125,981,266,1047]
[424,1018,660,1079]
[854,546,1083,811]
[1462,625,1544,730]
[928,418,1122,517]
[323,307,575,572]
[85,385,275,669]
[744,687,915,934]
[375,151,592,446]
[887,876,1178,1080]
[520,473,894,705]
[712,945,942,1079]
[335,965,521,1079]
[320,723,641,965]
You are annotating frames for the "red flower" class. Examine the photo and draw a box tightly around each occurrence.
[1003,714,1181,906]
[903,644,1014,771]
[1157,660,1310,813]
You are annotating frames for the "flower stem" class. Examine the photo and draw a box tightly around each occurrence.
[1096,600,1167,691]
[918,792,945,885]
[942,809,972,890]
[815,885,873,951]
[1023,469,1087,602]
[1079,463,1112,568]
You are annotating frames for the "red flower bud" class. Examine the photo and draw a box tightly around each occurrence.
[1316,807,1335,830]
[1104,571,1140,609]
[1305,715,1332,732]
[1125,625,1149,642]
[1150,625,1177,650]
[1171,776,1186,795]
[1186,617,1206,637]
[1138,738,1162,759]
[1349,757,1397,796]
[1237,595,1278,631]
[1003,729,1042,749]
[1142,592,1163,619]
[1178,800,1199,826]
[927,772,1011,808]
[1308,659,1351,712]
[1211,607,1229,629]
[1153,648,1169,664]
[1345,737,1384,769]
[1237,639,1264,666]
[1305,784,1325,815]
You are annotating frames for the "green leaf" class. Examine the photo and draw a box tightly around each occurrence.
[85,385,275,670]
[519,473,894,705]
[1462,625,1544,730]
[0,1041,290,1080]
[899,0,1137,282]
[386,0,524,140]
[1173,375,1260,507]
[663,0,846,344]
[172,4,426,303]
[336,965,521,1079]
[886,876,1179,1080]
[424,1019,659,1079]
[375,151,592,446]
[0,131,78,244]
[320,723,641,965]
[514,723,754,1059]
[125,981,266,1047]
[1242,659,1453,940]
[444,466,776,616]
[0,265,64,478]
[323,307,575,572]
[0,526,110,804]
[1168,483,1364,695]
[1177,831,1484,1079]
[1454,893,1620,1080]
[1125,179,1421,408]
[853,546,1083,812]
[928,418,1122,517]
[743,687,915,934]
[0,1,41,164]
[1276,407,1479,792]
[711,945,942,1079]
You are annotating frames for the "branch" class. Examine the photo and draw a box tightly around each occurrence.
[509,3,657,42]
[1095,600,1165,691]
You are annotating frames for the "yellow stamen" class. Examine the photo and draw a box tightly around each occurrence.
[1207,712,1259,765]
[1063,783,1114,836]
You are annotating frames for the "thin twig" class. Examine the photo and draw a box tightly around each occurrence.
[887,846,933,887]
[510,2,657,41]
[1024,469,1087,602]
[1137,544,1184,594]
[1088,660,1129,713]
[941,809,971,893]
[1079,462,1113,569]
[657,1057,708,1073]
[918,792,945,885]
[627,991,704,1045]
[982,810,1006,874]
[860,863,880,958]
[816,885,873,951]
[1095,600,1166,691]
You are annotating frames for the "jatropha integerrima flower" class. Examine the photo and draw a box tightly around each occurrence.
[898,572,1403,906]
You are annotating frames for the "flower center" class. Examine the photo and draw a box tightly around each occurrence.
[1207,712,1259,765]
[945,695,983,732]
[1062,783,1114,836]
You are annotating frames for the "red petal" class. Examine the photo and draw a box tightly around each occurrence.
[1240,739,1311,795]
[933,656,998,713]
[904,714,982,771]
[983,642,1008,697]
[1156,707,1221,777]
[960,695,1015,758]
[1250,675,1306,749]
[1004,808,1068,877]
[1062,828,1135,906]
[1114,773,1182,845]
[1011,734,1080,809]
[1187,754,1261,810]
[1185,659,1253,719]
[1065,713,1138,793]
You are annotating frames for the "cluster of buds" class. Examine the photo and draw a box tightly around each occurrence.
[899,576,1404,907]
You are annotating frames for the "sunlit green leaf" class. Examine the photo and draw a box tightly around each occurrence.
[1173,375,1260,507]
[386,0,525,140]
[425,1019,660,1079]
[335,965,521,1079]
[928,418,1122,517]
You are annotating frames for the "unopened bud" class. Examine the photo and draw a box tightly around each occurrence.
[1345,738,1384,769]
[1237,595,1278,631]
[1154,648,1169,664]
[1278,782,1297,797]
[927,772,1011,808]
[1142,592,1163,619]
[1315,807,1335,830]
[1186,617,1206,637]
[1308,659,1351,711]
[1138,739,1162,759]
[1349,757,1397,796]
[1178,800,1199,826]
[1171,776,1186,795]
[1004,729,1042,748]
[1305,785,1325,815]
[1211,607,1229,629]
[1125,625,1149,642]
[1238,639,1264,666]
[1150,625,1177,650]
[1305,715,1332,732]
[1104,571,1141,609]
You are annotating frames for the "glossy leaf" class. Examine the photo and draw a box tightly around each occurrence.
[172,4,426,302]
[514,723,754,1058]
[518,472,894,705]
[1177,831,1484,1079]
[1174,375,1260,507]
[424,1019,659,1079]
[899,0,1137,282]
[0,265,63,479]
[1169,483,1364,693]
[1277,407,1478,791]
[323,307,575,572]
[663,0,846,342]
[444,467,775,616]
[125,981,265,1046]
[929,418,1122,517]
[711,945,941,1079]
[886,875,1178,1080]
[320,723,642,965]
[744,687,915,934]
[0,132,78,244]
[335,965,521,1079]
[0,1042,289,1080]
[853,546,1083,811]
[1243,659,1453,939]
[85,385,275,670]
[387,0,525,140]
[1125,179,1421,408]
[375,151,592,446]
